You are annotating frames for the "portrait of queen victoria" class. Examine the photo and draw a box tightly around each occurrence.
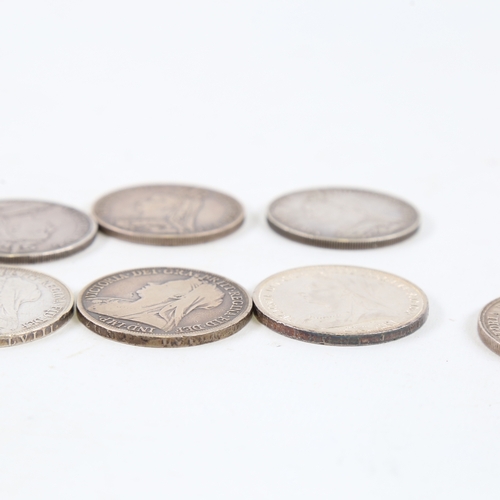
[115,190,205,234]
[0,277,42,333]
[87,276,225,332]
[0,202,56,253]
[299,274,401,330]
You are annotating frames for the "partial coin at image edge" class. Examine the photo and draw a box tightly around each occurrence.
[0,266,74,347]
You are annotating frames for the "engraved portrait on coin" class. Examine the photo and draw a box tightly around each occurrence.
[0,266,74,347]
[253,265,428,345]
[77,268,252,347]
[0,276,42,332]
[87,277,225,331]
[299,274,401,328]
[0,200,97,263]
[93,185,244,245]
[267,188,419,248]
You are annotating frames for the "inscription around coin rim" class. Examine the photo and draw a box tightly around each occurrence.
[77,267,252,347]
[0,266,74,347]
[478,298,500,355]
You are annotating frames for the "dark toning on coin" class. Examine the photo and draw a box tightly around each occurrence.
[93,185,244,245]
[253,265,428,345]
[77,267,252,347]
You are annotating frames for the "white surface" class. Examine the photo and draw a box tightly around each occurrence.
[0,2,499,499]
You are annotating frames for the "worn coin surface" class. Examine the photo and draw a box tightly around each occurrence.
[253,265,428,345]
[93,185,244,245]
[267,188,420,248]
[478,298,500,356]
[0,266,74,347]
[77,267,252,347]
[0,200,97,263]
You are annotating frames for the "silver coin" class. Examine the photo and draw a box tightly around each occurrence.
[93,185,244,245]
[0,266,74,347]
[253,265,428,345]
[267,188,420,249]
[478,298,500,355]
[0,200,98,263]
[77,267,252,347]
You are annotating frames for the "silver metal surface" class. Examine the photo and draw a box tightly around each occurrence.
[0,200,97,263]
[0,266,74,347]
[77,267,252,347]
[93,185,244,245]
[478,298,500,355]
[267,188,419,248]
[253,265,428,345]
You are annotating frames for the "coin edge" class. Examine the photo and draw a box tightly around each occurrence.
[0,267,74,347]
[267,187,420,249]
[76,267,253,347]
[252,265,429,346]
[92,185,245,245]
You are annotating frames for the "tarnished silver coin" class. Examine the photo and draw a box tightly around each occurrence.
[253,265,428,345]
[93,185,244,245]
[0,200,98,263]
[0,266,74,347]
[267,188,419,248]
[478,298,500,355]
[77,267,252,347]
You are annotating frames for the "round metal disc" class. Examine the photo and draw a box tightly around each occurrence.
[93,185,244,245]
[478,298,500,355]
[77,267,252,347]
[253,265,428,345]
[0,266,74,347]
[267,188,420,249]
[0,200,98,263]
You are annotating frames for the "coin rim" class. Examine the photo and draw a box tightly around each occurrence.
[92,185,245,245]
[253,265,429,346]
[267,187,420,249]
[0,200,98,263]
[76,267,253,347]
[478,297,500,355]
[0,266,74,347]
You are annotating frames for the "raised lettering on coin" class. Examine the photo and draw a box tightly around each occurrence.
[0,266,74,347]
[77,267,252,347]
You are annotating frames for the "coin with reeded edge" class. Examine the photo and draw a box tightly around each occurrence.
[0,266,74,347]
[0,200,97,263]
[253,265,428,345]
[93,185,244,245]
[267,188,420,249]
[478,298,500,356]
[77,267,252,347]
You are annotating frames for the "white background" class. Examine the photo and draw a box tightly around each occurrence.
[0,1,499,498]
